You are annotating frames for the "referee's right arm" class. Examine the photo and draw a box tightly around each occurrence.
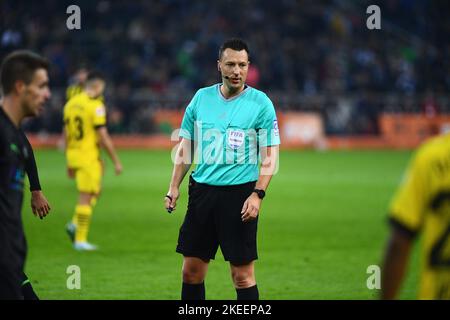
[165,138,193,212]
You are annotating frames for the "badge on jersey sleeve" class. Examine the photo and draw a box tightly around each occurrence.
[95,106,106,117]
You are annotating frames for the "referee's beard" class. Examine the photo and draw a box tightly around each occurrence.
[222,78,245,96]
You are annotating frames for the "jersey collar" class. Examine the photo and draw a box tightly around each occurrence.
[217,83,250,102]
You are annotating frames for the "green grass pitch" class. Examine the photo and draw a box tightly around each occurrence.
[23,149,420,299]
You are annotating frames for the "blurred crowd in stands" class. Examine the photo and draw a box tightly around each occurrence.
[1,0,449,135]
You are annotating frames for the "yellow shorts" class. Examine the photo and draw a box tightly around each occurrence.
[74,160,103,194]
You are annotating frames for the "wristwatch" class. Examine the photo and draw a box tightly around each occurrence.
[253,189,266,199]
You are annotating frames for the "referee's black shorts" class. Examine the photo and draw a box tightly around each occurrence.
[176,175,258,265]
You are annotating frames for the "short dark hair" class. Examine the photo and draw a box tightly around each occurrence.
[219,38,250,60]
[86,70,105,82]
[0,50,49,94]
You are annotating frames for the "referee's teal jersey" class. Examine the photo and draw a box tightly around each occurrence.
[180,83,280,186]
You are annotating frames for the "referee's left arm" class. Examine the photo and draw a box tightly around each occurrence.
[241,145,279,222]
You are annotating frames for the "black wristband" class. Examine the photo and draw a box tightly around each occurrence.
[253,189,265,199]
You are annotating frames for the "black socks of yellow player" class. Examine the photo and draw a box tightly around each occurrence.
[181,282,205,300]
[236,285,259,300]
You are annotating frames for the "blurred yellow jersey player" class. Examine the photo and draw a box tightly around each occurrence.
[66,67,88,101]
[66,67,104,103]
[63,71,123,251]
[381,133,450,299]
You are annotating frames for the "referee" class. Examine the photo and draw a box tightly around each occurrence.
[0,50,51,299]
[164,38,280,300]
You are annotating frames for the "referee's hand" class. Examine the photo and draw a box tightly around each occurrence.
[164,188,179,213]
[241,193,261,222]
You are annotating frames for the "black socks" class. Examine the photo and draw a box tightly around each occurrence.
[182,282,205,300]
[181,282,259,300]
[236,285,259,300]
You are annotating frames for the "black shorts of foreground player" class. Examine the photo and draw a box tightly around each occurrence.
[164,38,280,300]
